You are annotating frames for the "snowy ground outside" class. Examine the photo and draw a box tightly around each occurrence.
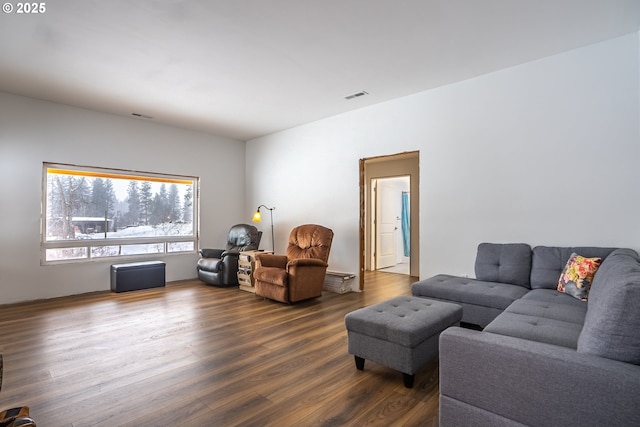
[46,223,195,261]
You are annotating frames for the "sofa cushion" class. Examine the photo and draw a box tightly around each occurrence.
[578,248,640,364]
[557,253,602,301]
[530,246,616,290]
[505,293,587,325]
[474,243,532,288]
[484,311,583,348]
[411,274,529,311]
[520,289,588,308]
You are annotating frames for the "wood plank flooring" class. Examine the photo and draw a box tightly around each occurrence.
[0,272,440,427]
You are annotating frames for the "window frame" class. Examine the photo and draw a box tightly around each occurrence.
[41,162,199,265]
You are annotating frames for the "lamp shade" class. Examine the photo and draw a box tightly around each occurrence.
[252,210,262,222]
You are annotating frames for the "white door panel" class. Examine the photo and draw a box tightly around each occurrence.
[376,180,396,269]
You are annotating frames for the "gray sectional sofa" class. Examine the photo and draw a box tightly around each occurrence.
[411,243,640,427]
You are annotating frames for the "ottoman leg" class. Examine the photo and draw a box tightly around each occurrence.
[354,356,365,371]
[402,373,415,388]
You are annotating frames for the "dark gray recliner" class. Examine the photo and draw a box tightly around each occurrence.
[197,224,262,287]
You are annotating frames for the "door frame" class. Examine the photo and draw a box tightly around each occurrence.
[359,151,420,290]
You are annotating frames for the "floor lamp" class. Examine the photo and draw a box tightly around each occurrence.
[252,205,275,252]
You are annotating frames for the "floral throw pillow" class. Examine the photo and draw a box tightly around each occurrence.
[557,253,602,301]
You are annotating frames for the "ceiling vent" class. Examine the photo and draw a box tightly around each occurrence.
[344,90,369,100]
[131,112,153,119]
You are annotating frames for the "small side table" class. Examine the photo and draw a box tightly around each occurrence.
[238,250,273,293]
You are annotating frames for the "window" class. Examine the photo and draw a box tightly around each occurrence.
[42,163,198,264]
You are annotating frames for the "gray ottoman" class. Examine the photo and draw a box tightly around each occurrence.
[345,296,462,388]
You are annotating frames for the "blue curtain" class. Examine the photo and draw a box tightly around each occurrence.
[401,192,410,257]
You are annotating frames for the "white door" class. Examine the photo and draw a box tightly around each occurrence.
[375,179,397,269]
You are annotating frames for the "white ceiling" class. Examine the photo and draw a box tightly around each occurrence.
[1,1,639,141]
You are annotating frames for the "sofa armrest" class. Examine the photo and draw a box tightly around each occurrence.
[439,327,640,427]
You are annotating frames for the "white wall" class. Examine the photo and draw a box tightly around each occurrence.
[246,32,640,285]
[0,93,246,304]
[2,32,638,303]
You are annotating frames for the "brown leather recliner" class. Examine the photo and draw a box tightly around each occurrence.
[254,224,333,303]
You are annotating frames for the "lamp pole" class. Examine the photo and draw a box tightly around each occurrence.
[254,205,275,252]
[268,208,274,253]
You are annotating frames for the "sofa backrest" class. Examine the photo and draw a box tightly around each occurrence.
[529,246,617,290]
[578,248,640,365]
[475,243,532,288]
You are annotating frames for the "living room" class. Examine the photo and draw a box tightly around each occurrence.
[1,2,639,305]
[1,1,639,425]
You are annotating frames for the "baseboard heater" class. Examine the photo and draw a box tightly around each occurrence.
[111,261,166,293]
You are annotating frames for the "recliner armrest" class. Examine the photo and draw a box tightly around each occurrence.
[287,258,328,268]
[200,248,224,258]
[256,254,288,268]
[220,250,240,259]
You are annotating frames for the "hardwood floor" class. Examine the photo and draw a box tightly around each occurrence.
[0,272,440,427]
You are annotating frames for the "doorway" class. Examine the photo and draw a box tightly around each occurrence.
[371,176,411,274]
[359,151,419,290]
